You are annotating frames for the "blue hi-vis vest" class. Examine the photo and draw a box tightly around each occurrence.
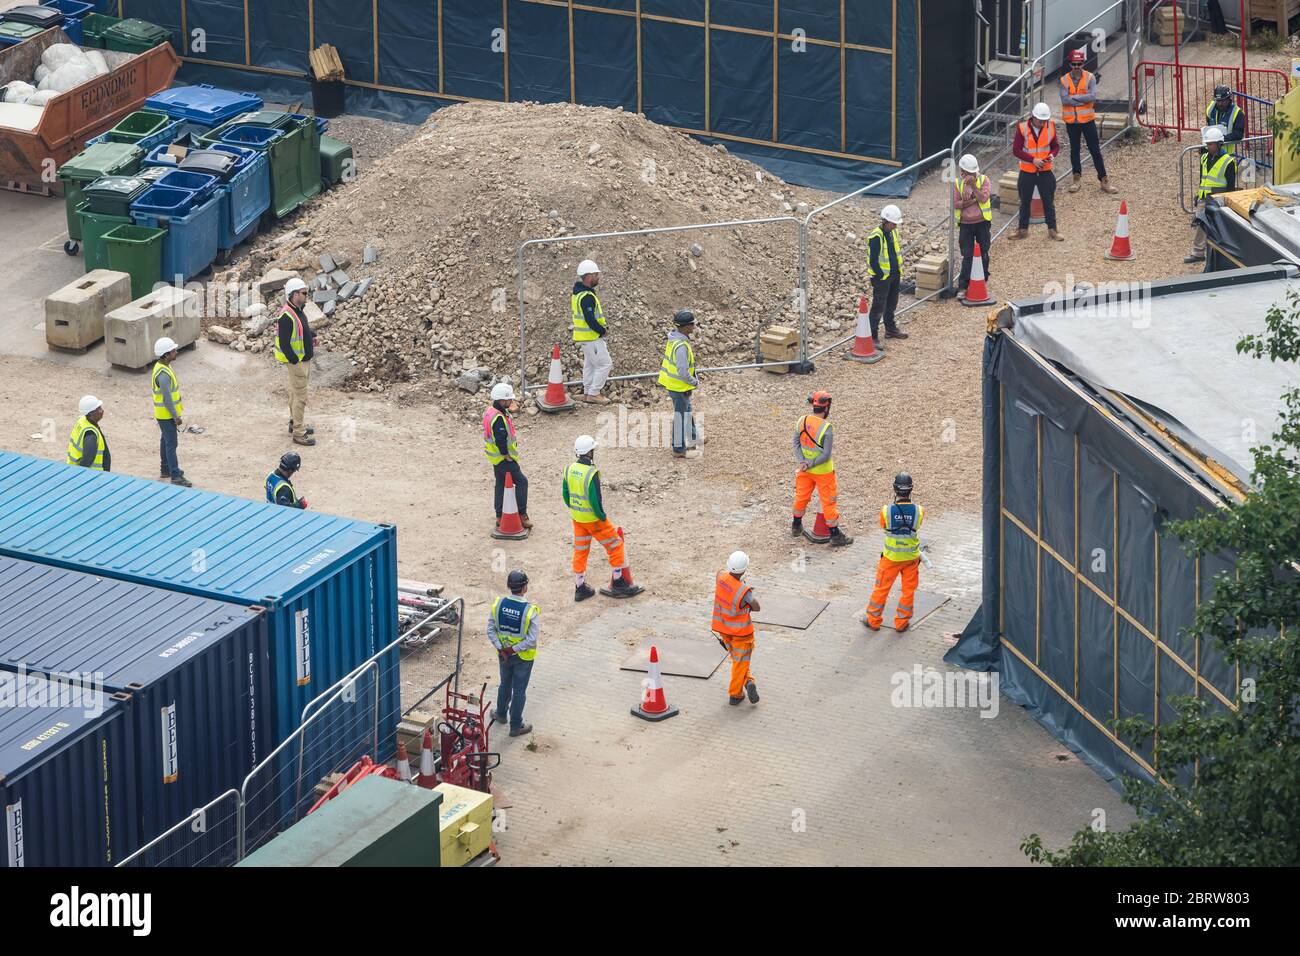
[881,502,923,562]
[265,471,298,506]
[492,596,538,661]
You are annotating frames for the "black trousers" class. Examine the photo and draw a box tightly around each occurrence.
[493,459,528,517]
[1065,120,1107,179]
[957,221,992,289]
[868,277,900,337]
[1017,169,1058,230]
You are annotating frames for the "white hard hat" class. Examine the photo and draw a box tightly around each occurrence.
[881,204,903,224]
[284,277,308,295]
[490,382,515,402]
[576,259,600,278]
[574,434,597,456]
[78,395,103,415]
[1202,124,1225,144]
[1032,102,1052,121]
[959,154,979,174]
[726,550,749,574]
[154,337,178,358]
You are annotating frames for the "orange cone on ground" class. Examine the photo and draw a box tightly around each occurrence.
[536,344,575,412]
[631,645,680,722]
[599,526,645,597]
[491,473,529,540]
[803,511,832,544]
[395,740,413,781]
[1029,185,1046,224]
[1104,200,1136,261]
[845,293,883,364]
[961,241,995,307]
[416,729,437,788]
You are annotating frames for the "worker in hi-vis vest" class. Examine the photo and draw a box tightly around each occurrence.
[265,452,308,509]
[792,391,853,546]
[484,381,530,530]
[1008,102,1063,242]
[1206,84,1245,156]
[276,277,317,446]
[657,309,702,460]
[864,472,924,632]
[1186,125,1236,265]
[865,205,909,348]
[1059,48,1118,195]
[953,154,992,301]
[712,550,762,706]
[67,395,110,472]
[572,259,612,405]
[151,337,190,486]
[487,569,538,738]
[564,435,639,600]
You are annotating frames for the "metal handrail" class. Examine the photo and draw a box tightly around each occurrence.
[1178,136,1272,214]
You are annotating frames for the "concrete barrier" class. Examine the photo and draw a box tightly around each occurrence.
[105,286,200,369]
[45,270,133,353]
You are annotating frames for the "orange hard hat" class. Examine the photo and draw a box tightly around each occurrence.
[808,390,832,409]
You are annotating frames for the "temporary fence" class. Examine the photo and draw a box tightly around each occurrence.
[1178,135,1273,213]
[115,789,242,868]
[1134,61,1290,137]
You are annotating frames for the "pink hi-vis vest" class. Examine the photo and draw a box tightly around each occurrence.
[482,406,518,464]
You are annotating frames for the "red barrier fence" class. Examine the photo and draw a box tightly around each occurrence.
[1134,60,1290,138]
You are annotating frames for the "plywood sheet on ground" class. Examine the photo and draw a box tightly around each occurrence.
[748,592,830,630]
[619,635,726,679]
[876,590,950,631]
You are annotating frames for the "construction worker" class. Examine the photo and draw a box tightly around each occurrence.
[572,259,612,405]
[866,204,908,347]
[658,309,701,460]
[864,473,924,632]
[1186,125,1236,265]
[564,435,639,600]
[276,277,316,446]
[1060,48,1118,195]
[484,382,531,530]
[151,337,191,487]
[1008,102,1063,242]
[712,550,762,706]
[66,395,109,472]
[265,452,308,508]
[487,569,538,738]
[1206,85,1245,156]
[953,154,992,301]
[792,391,853,547]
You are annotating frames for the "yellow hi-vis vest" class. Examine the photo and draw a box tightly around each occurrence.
[657,336,695,392]
[274,304,306,363]
[881,502,924,562]
[1198,151,1235,200]
[1206,101,1244,155]
[491,595,538,661]
[151,362,182,420]
[571,288,606,342]
[483,408,519,465]
[953,175,992,223]
[66,416,104,470]
[797,415,834,475]
[564,461,599,523]
[867,226,902,281]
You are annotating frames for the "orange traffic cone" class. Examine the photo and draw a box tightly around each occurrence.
[536,344,575,412]
[803,511,832,544]
[395,740,413,781]
[845,294,883,364]
[1104,200,1136,261]
[491,473,529,540]
[599,527,645,597]
[416,729,437,788]
[961,241,995,306]
[631,645,680,722]
[1029,185,1046,224]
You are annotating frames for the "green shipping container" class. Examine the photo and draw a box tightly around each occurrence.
[57,142,144,246]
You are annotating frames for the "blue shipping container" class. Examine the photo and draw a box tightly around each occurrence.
[0,556,272,861]
[1,674,139,866]
[0,452,399,775]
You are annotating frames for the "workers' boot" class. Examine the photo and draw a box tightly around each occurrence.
[884,328,909,340]
[872,336,886,351]
[170,475,193,488]
[575,582,596,602]
[493,710,508,725]
[746,681,760,704]
[508,723,533,738]
[288,422,315,435]
[791,517,803,538]
[729,695,744,706]
[609,574,634,595]
[1099,177,1118,195]
[1183,253,1206,264]
[1047,228,1065,242]
[672,448,702,460]
[520,513,533,529]
[828,527,854,547]
[293,435,317,446]
[1068,172,1082,193]
[1007,227,1028,240]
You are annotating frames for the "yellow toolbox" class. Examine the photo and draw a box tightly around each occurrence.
[434,783,494,867]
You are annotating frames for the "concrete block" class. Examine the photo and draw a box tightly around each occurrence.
[257,268,298,297]
[329,269,351,286]
[354,277,373,298]
[318,253,336,273]
[332,253,352,270]
[323,299,336,316]
[363,244,378,264]
[338,280,357,300]
[105,286,200,369]
[45,270,131,353]
[313,288,338,304]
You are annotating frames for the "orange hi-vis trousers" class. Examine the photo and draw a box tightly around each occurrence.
[793,470,840,524]
[572,518,626,574]
[865,555,920,629]
[718,634,755,699]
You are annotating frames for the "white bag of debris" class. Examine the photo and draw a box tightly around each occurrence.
[84,50,110,76]
[40,44,86,72]
[24,89,60,108]
[34,64,50,86]
[2,82,37,105]
[40,60,97,94]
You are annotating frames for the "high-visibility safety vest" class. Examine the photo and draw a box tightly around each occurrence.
[66,416,105,470]
[952,175,992,223]
[881,502,924,562]
[797,414,834,475]
[151,362,182,421]
[657,336,695,392]
[866,226,902,281]
[1060,71,1095,124]
[1198,151,1235,200]
[712,570,754,638]
[482,406,519,465]
[491,595,538,661]
[265,472,299,506]
[1018,119,1055,173]
[274,304,307,363]
[1206,101,1243,155]
[564,461,600,523]
[571,288,606,343]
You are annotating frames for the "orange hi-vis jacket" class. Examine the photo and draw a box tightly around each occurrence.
[1018,119,1055,173]
[712,571,754,638]
[1060,70,1095,124]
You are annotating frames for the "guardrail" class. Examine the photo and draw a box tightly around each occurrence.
[1179,135,1273,214]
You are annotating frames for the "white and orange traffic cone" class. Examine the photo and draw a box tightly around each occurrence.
[1104,200,1136,261]
[631,645,680,722]
[1029,185,1046,224]
[416,729,437,788]
[535,344,575,412]
[599,527,645,598]
[845,293,883,364]
[491,473,529,540]
[395,740,413,781]
[803,511,832,544]
[961,241,995,306]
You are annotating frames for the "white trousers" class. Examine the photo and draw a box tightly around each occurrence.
[581,339,612,395]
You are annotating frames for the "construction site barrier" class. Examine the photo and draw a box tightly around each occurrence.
[1133,60,1290,138]
[1178,135,1273,214]
[115,789,242,868]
